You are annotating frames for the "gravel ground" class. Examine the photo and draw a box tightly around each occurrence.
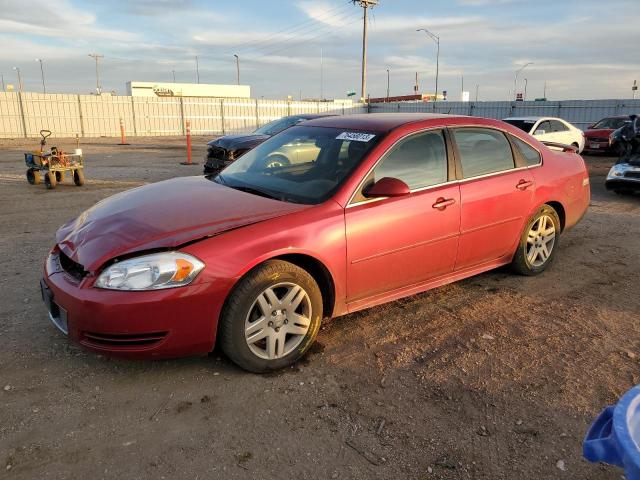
[0,137,638,480]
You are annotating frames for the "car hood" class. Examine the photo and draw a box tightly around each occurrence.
[207,134,270,151]
[585,128,613,138]
[56,176,308,271]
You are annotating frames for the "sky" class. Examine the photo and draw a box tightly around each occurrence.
[0,0,637,101]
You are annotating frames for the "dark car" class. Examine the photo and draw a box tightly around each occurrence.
[583,116,632,154]
[203,114,336,174]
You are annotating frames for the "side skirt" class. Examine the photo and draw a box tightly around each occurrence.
[345,255,512,315]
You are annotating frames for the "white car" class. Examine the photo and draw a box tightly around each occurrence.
[502,116,585,153]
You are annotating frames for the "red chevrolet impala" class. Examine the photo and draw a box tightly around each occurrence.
[42,114,590,372]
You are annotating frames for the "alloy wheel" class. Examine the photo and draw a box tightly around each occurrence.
[244,282,312,360]
[526,214,556,267]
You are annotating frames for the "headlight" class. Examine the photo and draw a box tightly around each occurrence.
[94,252,205,291]
[608,165,625,177]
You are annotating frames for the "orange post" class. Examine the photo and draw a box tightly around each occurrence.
[180,120,198,165]
[118,118,129,145]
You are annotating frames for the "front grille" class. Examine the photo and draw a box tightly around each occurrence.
[81,331,168,349]
[624,171,640,179]
[59,250,87,281]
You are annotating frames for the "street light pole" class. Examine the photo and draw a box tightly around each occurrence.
[514,62,533,100]
[195,55,200,83]
[12,67,23,92]
[234,54,240,85]
[1,74,5,92]
[524,78,528,101]
[417,28,440,103]
[386,68,390,100]
[172,70,176,83]
[475,84,480,102]
[35,58,46,93]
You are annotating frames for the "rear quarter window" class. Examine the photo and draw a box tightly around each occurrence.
[511,136,542,166]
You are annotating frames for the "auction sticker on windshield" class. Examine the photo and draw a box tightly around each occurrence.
[336,132,376,142]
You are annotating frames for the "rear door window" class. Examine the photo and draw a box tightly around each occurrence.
[452,128,515,178]
[534,121,551,135]
[549,120,569,132]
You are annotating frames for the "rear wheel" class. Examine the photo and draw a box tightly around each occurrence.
[55,171,65,182]
[511,205,560,275]
[73,169,85,186]
[44,172,57,189]
[26,169,40,185]
[219,260,322,373]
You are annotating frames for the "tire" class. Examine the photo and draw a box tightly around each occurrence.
[571,142,579,152]
[73,169,85,186]
[26,169,40,185]
[44,172,57,189]
[219,260,323,373]
[55,171,64,182]
[511,205,561,276]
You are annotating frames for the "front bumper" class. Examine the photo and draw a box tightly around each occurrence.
[42,252,228,359]
[606,177,640,192]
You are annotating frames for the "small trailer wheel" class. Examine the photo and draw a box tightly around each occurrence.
[55,171,65,182]
[73,169,85,186]
[26,169,40,185]
[45,172,57,189]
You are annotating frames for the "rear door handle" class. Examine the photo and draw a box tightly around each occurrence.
[432,197,456,210]
[516,179,534,190]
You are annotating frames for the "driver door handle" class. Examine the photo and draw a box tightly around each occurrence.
[432,197,456,210]
[516,179,534,190]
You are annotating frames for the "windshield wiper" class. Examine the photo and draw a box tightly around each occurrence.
[227,184,283,201]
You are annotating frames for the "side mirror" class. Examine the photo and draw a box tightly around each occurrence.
[588,124,595,129]
[364,177,410,198]
[535,129,545,135]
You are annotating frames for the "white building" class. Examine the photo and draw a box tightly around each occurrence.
[126,81,250,98]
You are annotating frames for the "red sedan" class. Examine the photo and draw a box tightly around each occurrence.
[42,114,590,372]
[583,116,631,154]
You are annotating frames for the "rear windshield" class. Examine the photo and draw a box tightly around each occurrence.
[502,119,537,133]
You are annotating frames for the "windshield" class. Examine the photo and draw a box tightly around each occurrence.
[503,119,537,133]
[214,125,381,204]
[592,117,629,129]
[254,117,300,136]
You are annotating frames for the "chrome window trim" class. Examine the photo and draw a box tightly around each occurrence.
[346,123,544,209]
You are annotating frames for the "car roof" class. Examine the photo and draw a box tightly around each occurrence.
[303,113,461,132]
[291,113,337,120]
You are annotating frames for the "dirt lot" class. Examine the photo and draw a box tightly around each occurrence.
[0,136,638,480]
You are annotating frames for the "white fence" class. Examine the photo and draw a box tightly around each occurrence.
[0,92,366,139]
[369,99,640,129]
[1,92,638,139]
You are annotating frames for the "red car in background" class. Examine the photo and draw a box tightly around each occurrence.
[42,114,590,372]
[583,116,631,154]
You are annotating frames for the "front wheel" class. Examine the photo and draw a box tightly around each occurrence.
[73,169,85,186]
[511,205,561,275]
[44,172,57,189]
[219,260,322,373]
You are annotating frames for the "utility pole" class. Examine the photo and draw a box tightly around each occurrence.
[12,67,23,92]
[414,72,419,94]
[195,55,200,83]
[320,48,324,100]
[514,62,532,101]
[417,28,440,104]
[234,54,240,85]
[172,70,176,83]
[475,84,479,102]
[1,74,5,92]
[386,68,390,100]
[353,0,378,103]
[88,54,103,94]
[35,58,46,93]
[461,74,464,99]
[633,80,637,100]
[543,80,547,99]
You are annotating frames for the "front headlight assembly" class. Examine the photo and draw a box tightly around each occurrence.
[608,165,626,178]
[94,252,205,291]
